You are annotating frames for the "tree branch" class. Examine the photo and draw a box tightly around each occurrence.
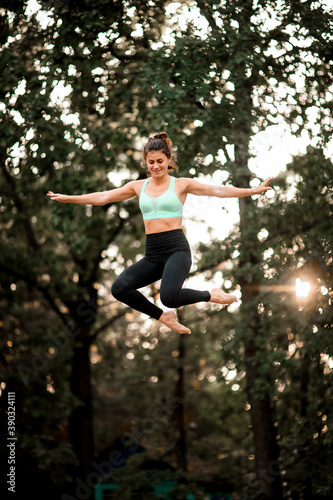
[195,0,220,35]
[0,263,69,327]
[91,307,131,340]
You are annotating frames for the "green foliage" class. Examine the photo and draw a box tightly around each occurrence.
[0,0,168,490]
[256,149,333,496]
[138,0,333,177]
[213,147,333,496]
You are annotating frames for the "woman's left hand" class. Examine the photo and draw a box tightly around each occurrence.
[253,177,274,195]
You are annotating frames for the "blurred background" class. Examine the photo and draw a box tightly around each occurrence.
[0,1,332,499]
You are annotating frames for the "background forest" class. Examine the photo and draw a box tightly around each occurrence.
[0,1,332,499]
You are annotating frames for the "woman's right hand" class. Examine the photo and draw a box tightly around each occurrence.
[47,191,69,203]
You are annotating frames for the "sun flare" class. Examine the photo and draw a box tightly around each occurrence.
[295,278,311,298]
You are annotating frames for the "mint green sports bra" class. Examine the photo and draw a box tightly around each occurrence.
[139,176,184,220]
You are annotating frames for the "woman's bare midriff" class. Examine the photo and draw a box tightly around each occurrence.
[144,216,183,235]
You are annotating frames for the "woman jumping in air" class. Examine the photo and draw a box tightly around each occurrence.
[48,132,273,334]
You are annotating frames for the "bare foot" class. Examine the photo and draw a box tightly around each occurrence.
[209,287,238,305]
[159,311,191,335]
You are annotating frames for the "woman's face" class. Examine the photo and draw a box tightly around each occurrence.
[146,151,170,179]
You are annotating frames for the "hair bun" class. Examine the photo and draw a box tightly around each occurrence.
[153,132,172,146]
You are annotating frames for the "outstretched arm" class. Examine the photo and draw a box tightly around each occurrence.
[47,181,139,205]
[184,177,274,198]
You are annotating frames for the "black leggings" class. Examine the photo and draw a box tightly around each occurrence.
[111,229,211,320]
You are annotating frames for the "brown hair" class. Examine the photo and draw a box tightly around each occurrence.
[142,132,178,176]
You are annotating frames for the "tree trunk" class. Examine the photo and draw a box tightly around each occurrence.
[67,297,97,480]
[243,324,282,500]
[174,323,188,471]
[237,194,283,500]
[234,77,282,495]
[299,356,311,500]
[69,333,94,479]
